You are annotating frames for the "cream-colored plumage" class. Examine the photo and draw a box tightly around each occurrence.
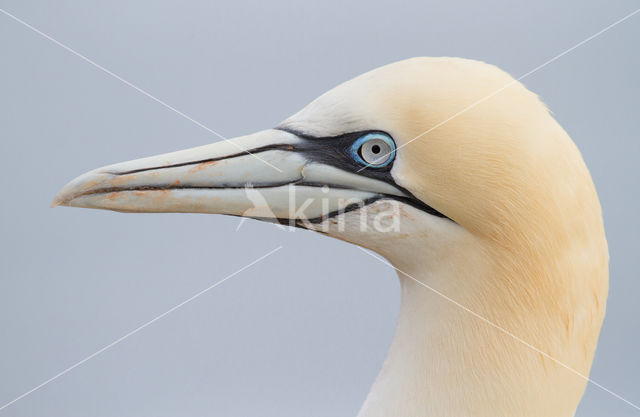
[54,57,608,417]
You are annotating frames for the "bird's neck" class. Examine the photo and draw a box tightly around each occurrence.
[357,233,590,417]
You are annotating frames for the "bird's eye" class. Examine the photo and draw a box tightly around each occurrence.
[350,133,396,168]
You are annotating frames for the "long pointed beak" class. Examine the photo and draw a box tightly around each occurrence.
[53,129,405,226]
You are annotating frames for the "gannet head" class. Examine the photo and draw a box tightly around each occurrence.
[54,57,609,415]
[53,56,607,266]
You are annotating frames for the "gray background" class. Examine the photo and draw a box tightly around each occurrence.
[1,1,638,416]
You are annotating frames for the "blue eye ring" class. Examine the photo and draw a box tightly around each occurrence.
[350,132,396,168]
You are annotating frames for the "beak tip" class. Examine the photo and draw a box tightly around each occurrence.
[52,169,108,209]
[51,192,69,208]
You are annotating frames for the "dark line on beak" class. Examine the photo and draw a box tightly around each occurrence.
[107,129,451,221]
[111,144,296,175]
[72,181,358,199]
[76,183,446,221]
[74,182,296,198]
[232,194,443,227]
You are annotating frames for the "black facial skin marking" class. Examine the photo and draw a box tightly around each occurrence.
[275,127,449,220]
[105,127,450,222]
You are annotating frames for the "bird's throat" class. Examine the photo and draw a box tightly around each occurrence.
[355,248,589,417]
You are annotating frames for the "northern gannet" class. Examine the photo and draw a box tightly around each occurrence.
[53,57,608,417]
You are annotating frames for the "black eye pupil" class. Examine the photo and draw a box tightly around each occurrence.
[352,134,396,167]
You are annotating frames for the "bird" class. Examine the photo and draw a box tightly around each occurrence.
[53,57,608,417]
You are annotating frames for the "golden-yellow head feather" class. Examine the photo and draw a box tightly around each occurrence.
[283,57,609,416]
